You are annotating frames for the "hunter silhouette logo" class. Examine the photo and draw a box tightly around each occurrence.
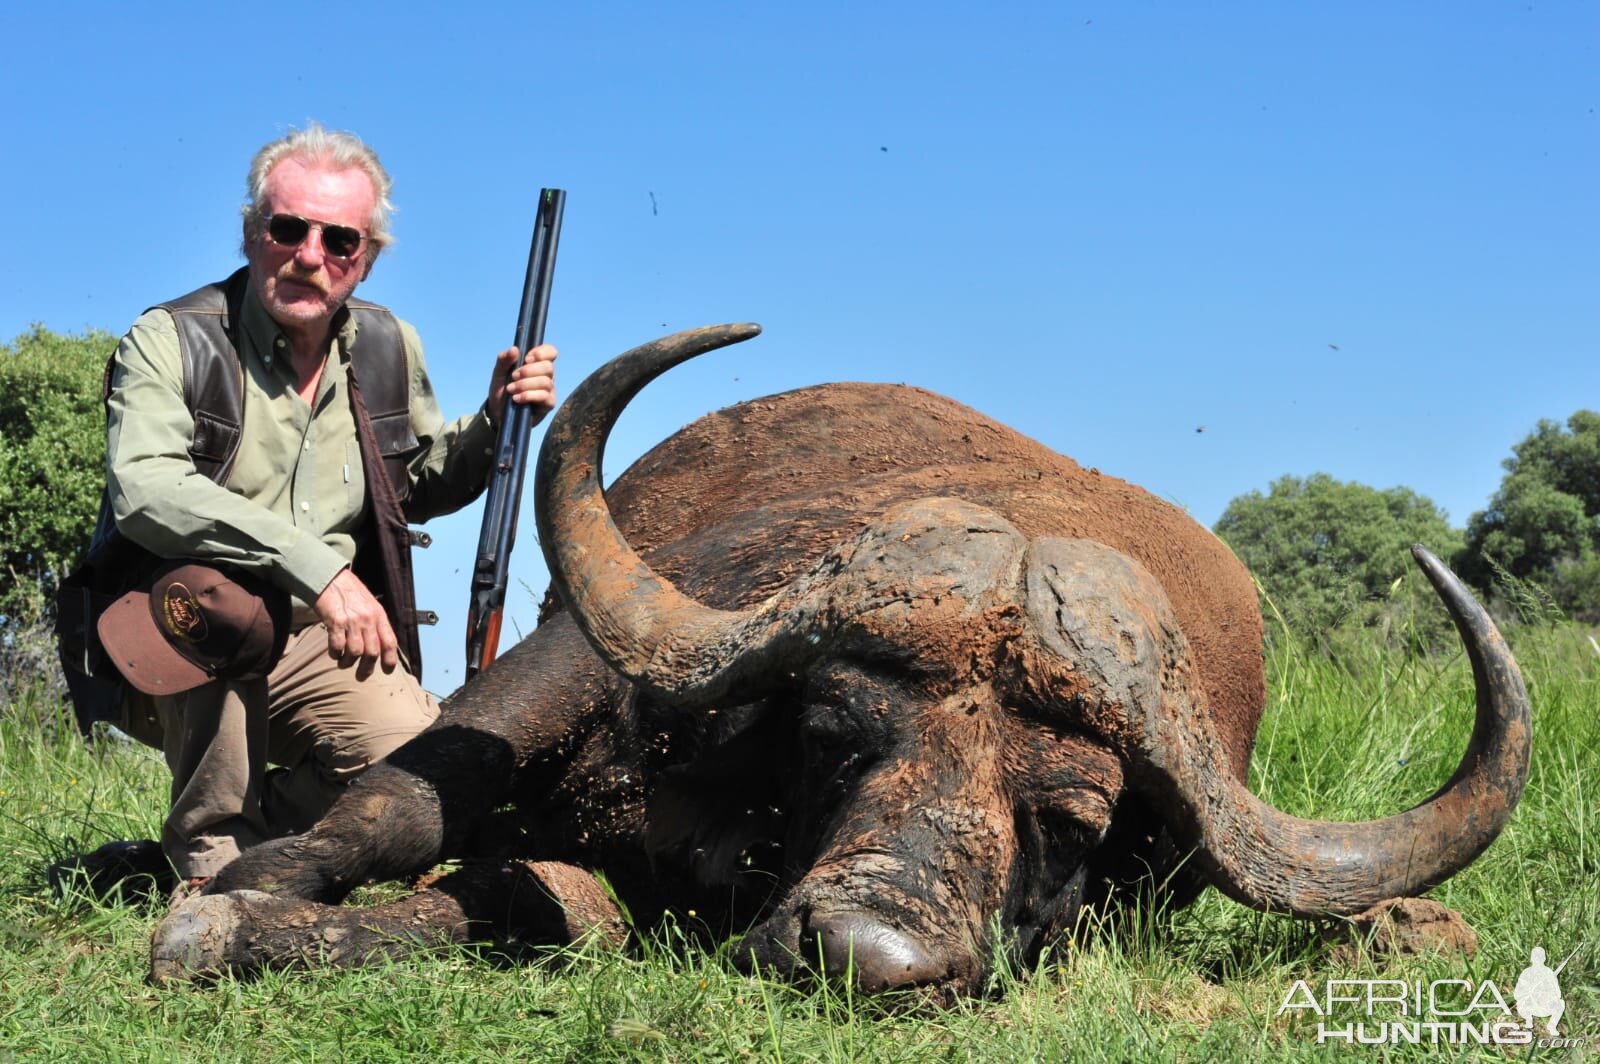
[161,583,208,643]
[1515,946,1573,1035]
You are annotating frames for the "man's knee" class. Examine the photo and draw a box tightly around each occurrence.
[310,683,440,782]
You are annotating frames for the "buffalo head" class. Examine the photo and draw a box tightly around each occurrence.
[535,323,1531,997]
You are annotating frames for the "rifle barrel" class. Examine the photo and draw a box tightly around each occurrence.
[466,188,566,680]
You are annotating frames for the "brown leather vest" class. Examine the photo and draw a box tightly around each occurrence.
[60,270,429,731]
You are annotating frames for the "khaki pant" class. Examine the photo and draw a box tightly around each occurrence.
[120,624,440,879]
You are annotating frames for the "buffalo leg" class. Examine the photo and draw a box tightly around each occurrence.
[211,617,614,902]
[150,860,625,985]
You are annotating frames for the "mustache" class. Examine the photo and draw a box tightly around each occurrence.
[275,266,328,294]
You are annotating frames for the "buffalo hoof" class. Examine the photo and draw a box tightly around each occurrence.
[149,862,627,986]
[514,861,629,948]
[149,890,274,985]
[1325,897,1479,965]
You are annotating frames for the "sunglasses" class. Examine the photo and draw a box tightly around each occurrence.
[264,213,367,261]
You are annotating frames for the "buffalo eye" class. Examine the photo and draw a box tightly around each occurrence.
[797,700,872,779]
[1007,726,1123,851]
[796,662,902,777]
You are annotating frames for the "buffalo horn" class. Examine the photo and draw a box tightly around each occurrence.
[534,324,815,706]
[1149,546,1530,915]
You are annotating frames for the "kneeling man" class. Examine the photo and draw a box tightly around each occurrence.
[77,122,556,899]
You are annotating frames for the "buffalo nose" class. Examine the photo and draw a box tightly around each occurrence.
[805,911,948,992]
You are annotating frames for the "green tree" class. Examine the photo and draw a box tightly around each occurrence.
[1214,473,1465,650]
[1461,411,1600,622]
[0,325,113,629]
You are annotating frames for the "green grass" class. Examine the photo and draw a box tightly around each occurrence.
[1,623,1596,1062]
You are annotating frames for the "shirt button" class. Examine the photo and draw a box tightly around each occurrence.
[303,441,311,451]
[300,501,310,512]
[275,337,286,348]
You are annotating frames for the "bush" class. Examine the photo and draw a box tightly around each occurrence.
[1460,410,1600,622]
[1214,473,1465,653]
[0,325,112,632]
[0,615,69,724]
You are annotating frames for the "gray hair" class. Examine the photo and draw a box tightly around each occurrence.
[240,122,395,264]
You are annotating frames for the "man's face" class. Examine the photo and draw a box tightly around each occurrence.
[245,157,376,339]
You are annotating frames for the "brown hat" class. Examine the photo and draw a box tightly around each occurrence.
[97,562,291,695]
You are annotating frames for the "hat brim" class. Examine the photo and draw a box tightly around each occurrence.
[97,590,213,696]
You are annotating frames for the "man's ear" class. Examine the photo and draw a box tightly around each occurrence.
[360,257,374,282]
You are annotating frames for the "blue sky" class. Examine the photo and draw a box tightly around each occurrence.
[3,2,1594,695]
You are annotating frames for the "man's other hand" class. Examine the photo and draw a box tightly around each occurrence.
[314,569,399,677]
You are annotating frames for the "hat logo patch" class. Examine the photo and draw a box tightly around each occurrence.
[162,583,209,643]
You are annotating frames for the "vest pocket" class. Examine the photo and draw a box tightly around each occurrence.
[368,409,418,499]
[368,409,419,457]
[190,411,240,471]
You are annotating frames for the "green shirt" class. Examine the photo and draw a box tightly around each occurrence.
[105,281,496,618]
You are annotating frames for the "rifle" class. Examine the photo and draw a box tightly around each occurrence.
[465,187,566,680]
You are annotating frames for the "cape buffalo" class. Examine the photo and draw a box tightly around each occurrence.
[151,324,1530,998]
